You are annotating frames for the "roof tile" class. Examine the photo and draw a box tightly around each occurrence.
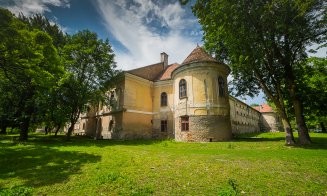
[127,62,164,81]
[253,104,274,113]
[156,63,180,81]
[182,46,217,65]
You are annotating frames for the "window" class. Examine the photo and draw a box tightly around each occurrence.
[161,120,167,132]
[161,92,167,106]
[181,116,189,131]
[218,76,225,97]
[179,79,187,98]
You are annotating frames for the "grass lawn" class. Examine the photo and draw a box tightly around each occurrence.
[0,132,326,195]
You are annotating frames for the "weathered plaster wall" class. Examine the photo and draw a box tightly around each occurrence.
[261,113,282,132]
[172,62,233,141]
[229,97,261,134]
[152,80,174,139]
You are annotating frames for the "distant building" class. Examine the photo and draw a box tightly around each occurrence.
[76,46,279,141]
[253,104,283,132]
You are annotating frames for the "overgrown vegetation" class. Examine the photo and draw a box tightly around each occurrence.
[0,132,326,195]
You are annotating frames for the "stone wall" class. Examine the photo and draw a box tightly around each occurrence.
[175,115,232,142]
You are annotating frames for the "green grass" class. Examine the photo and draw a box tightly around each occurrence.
[0,132,327,195]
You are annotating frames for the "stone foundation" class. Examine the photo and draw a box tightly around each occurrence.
[175,115,232,142]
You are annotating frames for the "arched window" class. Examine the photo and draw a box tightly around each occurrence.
[161,92,167,106]
[218,76,225,97]
[179,79,187,98]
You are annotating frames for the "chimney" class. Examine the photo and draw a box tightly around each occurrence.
[161,52,168,68]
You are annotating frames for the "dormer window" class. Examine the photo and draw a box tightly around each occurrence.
[179,79,187,98]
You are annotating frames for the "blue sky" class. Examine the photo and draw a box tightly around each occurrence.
[6,0,318,105]
[0,0,203,70]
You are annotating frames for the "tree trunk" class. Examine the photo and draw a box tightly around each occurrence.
[254,69,295,145]
[279,112,295,145]
[320,122,326,133]
[0,124,7,134]
[284,63,311,145]
[286,80,311,144]
[293,99,311,144]
[67,120,75,139]
[54,124,61,137]
[19,118,30,141]
[0,120,7,134]
[45,125,49,135]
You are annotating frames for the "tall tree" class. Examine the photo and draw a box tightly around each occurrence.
[191,0,327,145]
[286,57,327,132]
[19,13,66,48]
[62,30,118,138]
[0,8,62,140]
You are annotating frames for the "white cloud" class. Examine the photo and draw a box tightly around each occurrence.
[4,0,70,16]
[96,0,201,70]
[49,17,70,33]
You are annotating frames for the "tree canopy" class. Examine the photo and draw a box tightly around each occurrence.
[61,30,118,138]
[0,8,120,140]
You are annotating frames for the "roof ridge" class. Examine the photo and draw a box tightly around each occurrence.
[127,62,163,72]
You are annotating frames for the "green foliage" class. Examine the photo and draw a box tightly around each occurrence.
[0,8,63,140]
[0,8,120,139]
[61,30,119,136]
[18,13,65,48]
[286,57,327,129]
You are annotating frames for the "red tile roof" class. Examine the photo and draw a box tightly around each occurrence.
[127,62,164,81]
[182,46,218,65]
[156,63,180,81]
[253,104,274,113]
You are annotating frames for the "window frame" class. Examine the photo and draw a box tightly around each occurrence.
[161,92,168,106]
[218,76,225,97]
[161,120,167,132]
[179,79,187,98]
[181,116,189,131]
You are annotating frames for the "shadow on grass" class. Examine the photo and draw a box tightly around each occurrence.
[0,134,166,151]
[233,132,285,142]
[233,132,327,149]
[0,137,101,189]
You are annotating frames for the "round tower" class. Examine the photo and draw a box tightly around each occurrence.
[172,46,232,142]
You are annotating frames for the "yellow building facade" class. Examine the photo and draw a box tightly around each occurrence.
[77,46,273,142]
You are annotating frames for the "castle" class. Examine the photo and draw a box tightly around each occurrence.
[75,46,280,141]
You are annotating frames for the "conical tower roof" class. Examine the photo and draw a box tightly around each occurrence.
[182,46,218,65]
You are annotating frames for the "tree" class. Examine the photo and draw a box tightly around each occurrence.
[191,0,327,145]
[18,13,66,48]
[286,57,327,132]
[0,8,62,140]
[62,30,118,138]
